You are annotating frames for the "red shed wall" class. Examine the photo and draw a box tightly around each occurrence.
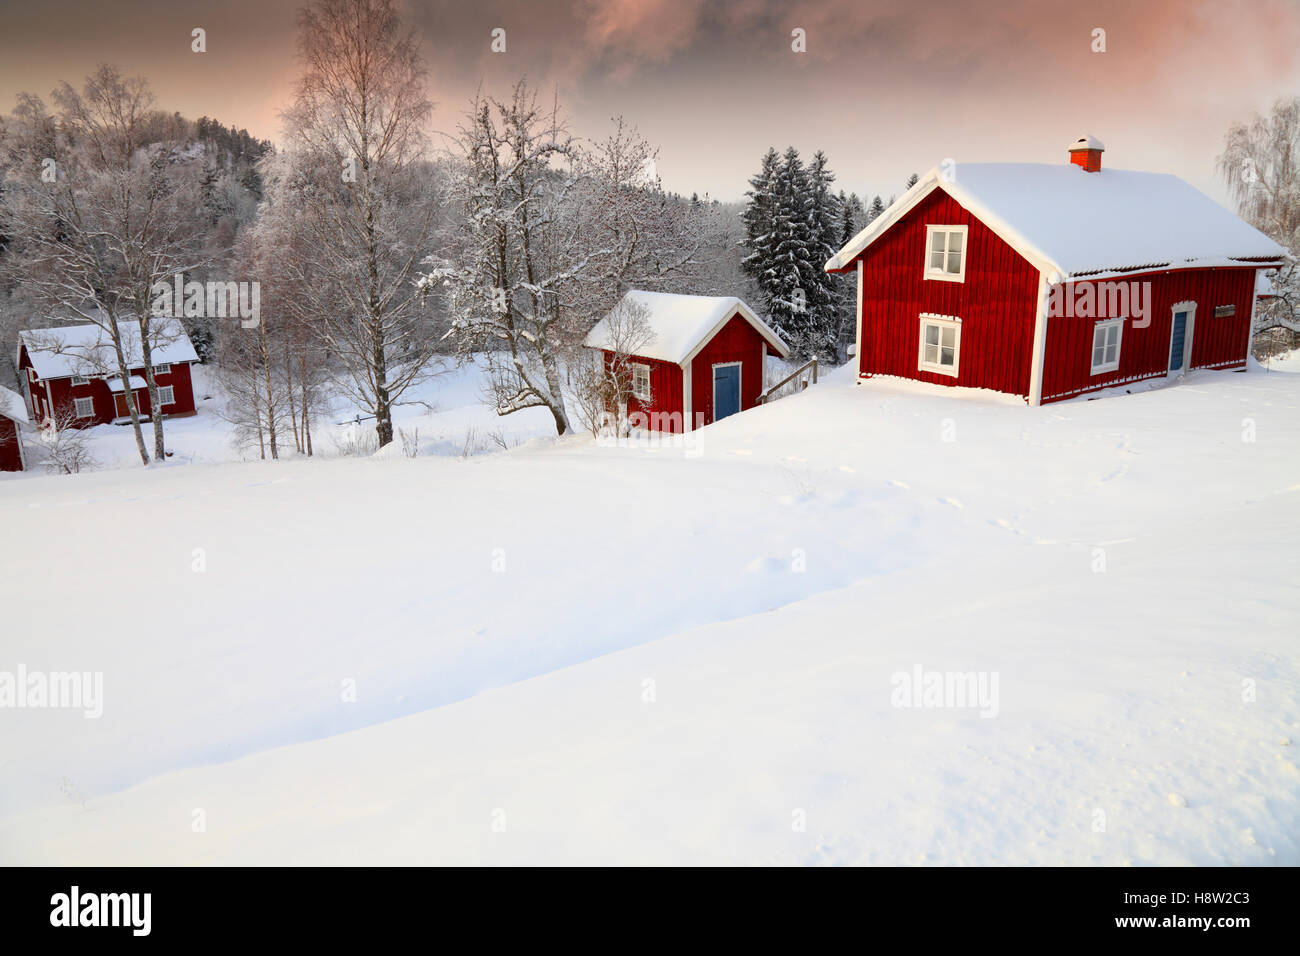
[850,189,1041,397]
[605,350,684,432]
[690,313,767,424]
[1040,267,1257,403]
[0,417,21,472]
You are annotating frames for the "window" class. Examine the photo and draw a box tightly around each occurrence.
[1090,318,1123,374]
[924,225,968,281]
[157,385,176,407]
[918,315,961,377]
[28,367,37,383]
[154,363,172,375]
[71,375,89,386]
[73,396,95,418]
[631,364,651,401]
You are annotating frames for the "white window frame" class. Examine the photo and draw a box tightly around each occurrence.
[154,363,171,375]
[71,375,89,386]
[1167,301,1197,377]
[157,385,176,407]
[923,225,968,282]
[73,396,95,419]
[917,314,961,377]
[630,363,651,401]
[1090,318,1124,375]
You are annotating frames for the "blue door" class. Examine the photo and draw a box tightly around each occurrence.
[713,364,741,422]
[1169,310,1188,372]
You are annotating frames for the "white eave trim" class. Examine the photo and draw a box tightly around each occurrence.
[678,300,791,366]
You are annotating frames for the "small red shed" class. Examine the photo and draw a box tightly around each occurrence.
[17,317,199,427]
[0,385,27,472]
[584,291,790,432]
[825,136,1287,404]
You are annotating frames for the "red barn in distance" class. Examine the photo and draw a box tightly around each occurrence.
[825,136,1287,404]
[584,291,790,432]
[17,318,199,429]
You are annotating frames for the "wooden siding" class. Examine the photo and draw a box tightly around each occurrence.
[849,189,1040,397]
[603,350,684,432]
[0,417,21,471]
[1040,266,1257,403]
[690,313,766,424]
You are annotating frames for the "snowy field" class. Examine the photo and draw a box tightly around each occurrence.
[1,358,1298,865]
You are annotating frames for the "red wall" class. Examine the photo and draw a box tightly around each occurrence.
[1040,267,1256,403]
[18,346,197,428]
[848,190,1040,397]
[690,313,767,425]
[606,351,684,432]
[0,417,21,471]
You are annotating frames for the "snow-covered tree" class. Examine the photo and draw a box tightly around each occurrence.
[281,0,441,449]
[0,67,203,465]
[427,82,581,435]
[868,194,885,223]
[1219,96,1300,348]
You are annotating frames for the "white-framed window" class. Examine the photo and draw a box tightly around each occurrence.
[631,363,651,401]
[157,385,175,407]
[924,225,968,282]
[71,375,89,386]
[154,363,171,375]
[1090,318,1123,375]
[73,396,95,419]
[28,367,37,383]
[918,314,961,377]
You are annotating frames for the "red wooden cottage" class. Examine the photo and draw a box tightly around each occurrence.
[17,317,199,428]
[0,385,27,472]
[584,291,790,432]
[825,136,1288,404]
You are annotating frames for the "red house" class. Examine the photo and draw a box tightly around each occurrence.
[17,318,199,427]
[0,385,27,472]
[825,137,1288,404]
[584,291,790,431]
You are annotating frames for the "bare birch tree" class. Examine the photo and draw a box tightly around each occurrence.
[282,0,441,449]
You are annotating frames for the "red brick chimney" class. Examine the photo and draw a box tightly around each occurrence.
[1068,135,1105,172]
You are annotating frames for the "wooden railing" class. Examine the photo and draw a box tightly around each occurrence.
[758,358,818,405]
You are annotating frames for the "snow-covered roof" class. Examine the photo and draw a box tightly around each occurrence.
[19,317,198,381]
[106,375,149,393]
[1256,270,1275,298]
[0,385,27,424]
[1068,134,1105,152]
[827,163,1288,279]
[584,290,790,365]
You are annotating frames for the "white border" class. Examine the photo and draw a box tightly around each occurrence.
[923,224,968,283]
[73,396,94,419]
[917,314,961,378]
[1167,301,1197,377]
[630,363,651,401]
[1089,317,1124,375]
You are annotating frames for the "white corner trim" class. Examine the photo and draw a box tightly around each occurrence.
[1028,271,1050,405]
[855,259,865,376]
[682,360,692,432]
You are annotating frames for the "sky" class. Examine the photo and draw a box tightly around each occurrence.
[1,0,1298,204]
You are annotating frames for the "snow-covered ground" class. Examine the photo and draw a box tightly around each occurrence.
[1,359,1297,864]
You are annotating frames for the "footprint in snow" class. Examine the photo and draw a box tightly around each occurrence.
[887,479,910,490]
[940,497,964,509]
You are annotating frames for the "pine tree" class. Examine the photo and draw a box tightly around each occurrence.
[905,173,919,190]
[840,191,865,245]
[868,195,885,222]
